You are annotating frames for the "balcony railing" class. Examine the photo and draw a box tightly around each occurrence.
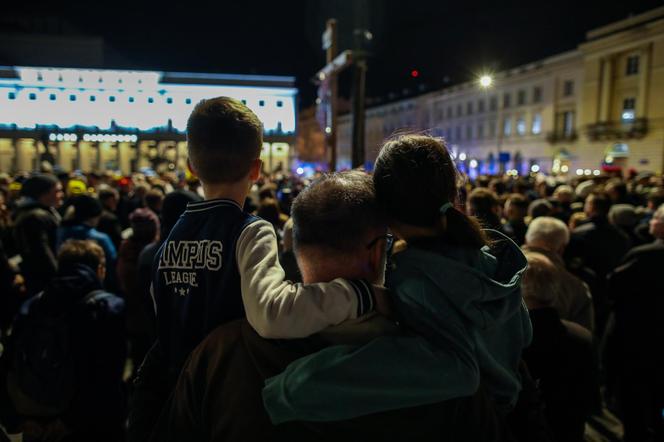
[546,130,578,144]
[586,118,648,141]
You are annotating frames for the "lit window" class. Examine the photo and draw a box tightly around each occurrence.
[166,97,173,104]
[69,94,76,101]
[109,96,116,102]
[129,97,135,103]
[49,94,56,101]
[533,86,542,103]
[626,56,639,75]
[503,118,512,136]
[517,90,526,106]
[90,95,96,102]
[516,115,526,135]
[185,98,192,104]
[29,93,37,100]
[532,113,542,134]
[8,92,16,100]
[277,100,283,107]
[259,100,265,107]
[148,97,154,103]
[622,98,636,121]
[563,80,574,97]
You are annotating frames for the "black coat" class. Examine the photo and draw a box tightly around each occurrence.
[523,308,595,442]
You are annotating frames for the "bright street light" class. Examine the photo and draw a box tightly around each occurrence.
[479,75,493,88]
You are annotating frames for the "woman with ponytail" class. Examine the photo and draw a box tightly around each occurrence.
[264,135,532,424]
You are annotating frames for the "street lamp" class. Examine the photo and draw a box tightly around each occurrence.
[479,75,493,88]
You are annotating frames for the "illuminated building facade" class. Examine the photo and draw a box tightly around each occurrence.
[0,66,297,174]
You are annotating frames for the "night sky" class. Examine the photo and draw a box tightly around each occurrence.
[4,0,664,106]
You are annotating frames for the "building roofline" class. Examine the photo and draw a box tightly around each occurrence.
[586,6,664,41]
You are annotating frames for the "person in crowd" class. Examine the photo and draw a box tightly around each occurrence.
[97,187,123,250]
[12,174,63,295]
[603,204,664,442]
[502,193,529,245]
[552,184,574,224]
[523,216,594,331]
[520,252,595,442]
[634,188,664,243]
[263,135,531,424]
[467,187,503,230]
[257,197,288,236]
[278,217,301,282]
[144,189,164,217]
[609,204,641,247]
[57,194,117,284]
[117,208,160,374]
[148,170,510,442]
[128,97,388,442]
[566,191,630,334]
[528,198,553,220]
[5,240,126,442]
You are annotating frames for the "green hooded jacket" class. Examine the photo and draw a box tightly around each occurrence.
[263,230,532,423]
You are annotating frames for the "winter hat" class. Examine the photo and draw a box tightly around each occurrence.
[20,174,58,199]
[71,195,103,221]
[130,208,160,242]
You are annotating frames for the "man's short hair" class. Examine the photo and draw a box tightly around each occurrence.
[57,239,105,271]
[291,171,384,254]
[507,194,529,212]
[186,97,263,184]
[98,187,119,202]
[525,216,570,249]
[468,188,499,215]
[522,252,561,307]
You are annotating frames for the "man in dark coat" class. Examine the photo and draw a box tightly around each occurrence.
[97,187,123,251]
[604,204,664,442]
[12,175,63,296]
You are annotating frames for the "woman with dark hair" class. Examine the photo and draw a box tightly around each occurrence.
[264,135,532,423]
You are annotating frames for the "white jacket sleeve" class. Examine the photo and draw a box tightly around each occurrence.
[236,220,375,339]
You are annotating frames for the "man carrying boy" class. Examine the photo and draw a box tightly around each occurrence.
[129,97,386,440]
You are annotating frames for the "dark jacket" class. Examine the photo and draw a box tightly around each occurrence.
[12,199,60,295]
[9,264,127,440]
[97,209,123,251]
[523,308,595,442]
[149,319,511,442]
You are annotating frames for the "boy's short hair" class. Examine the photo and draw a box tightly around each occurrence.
[58,239,105,271]
[186,97,263,184]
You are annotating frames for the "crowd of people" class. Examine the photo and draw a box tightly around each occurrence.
[0,96,662,442]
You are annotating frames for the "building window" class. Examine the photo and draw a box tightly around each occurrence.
[503,118,512,136]
[456,104,463,117]
[562,111,575,136]
[166,97,173,104]
[533,86,542,103]
[8,92,16,100]
[516,115,526,135]
[259,100,265,107]
[488,120,496,137]
[69,94,76,101]
[622,98,636,121]
[89,95,96,102]
[277,100,283,107]
[478,100,485,113]
[466,125,473,139]
[185,98,192,104]
[477,123,484,139]
[532,113,542,135]
[489,96,498,112]
[28,93,37,100]
[563,80,574,97]
[49,94,56,101]
[503,93,511,108]
[517,90,526,106]
[626,55,639,75]
[455,126,462,141]
[446,107,453,118]
[148,97,154,103]
[467,101,473,115]
[129,97,135,103]
[109,96,116,102]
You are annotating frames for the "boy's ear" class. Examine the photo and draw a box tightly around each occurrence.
[249,159,262,181]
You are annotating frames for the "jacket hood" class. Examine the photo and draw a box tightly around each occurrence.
[389,229,528,329]
[41,263,103,311]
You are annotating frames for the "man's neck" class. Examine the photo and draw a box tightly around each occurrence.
[201,180,250,207]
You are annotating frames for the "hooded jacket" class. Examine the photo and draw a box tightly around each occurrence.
[263,230,532,423]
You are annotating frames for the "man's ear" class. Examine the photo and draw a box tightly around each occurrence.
[367,237,386,275]
[249,159,262,182]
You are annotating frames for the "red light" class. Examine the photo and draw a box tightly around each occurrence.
[411,69,419,78]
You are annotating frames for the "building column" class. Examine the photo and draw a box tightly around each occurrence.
[599,56,613,122]
[16,139,36,172]
[637,44,651,118]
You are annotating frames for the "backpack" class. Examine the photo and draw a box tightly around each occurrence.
[7,290,111,417]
